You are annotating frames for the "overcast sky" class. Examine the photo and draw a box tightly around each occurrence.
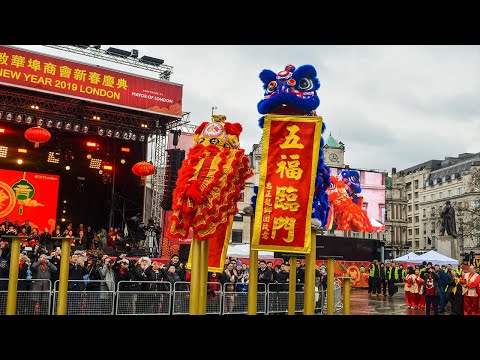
[17,45,480,174]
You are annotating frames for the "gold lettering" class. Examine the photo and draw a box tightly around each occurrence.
[73,69,87,82]
[88,72,102,85]
[0,52,9,65]
[59,66,72,79]
[279,125,304,149]
[275,154,303,180]
[271,217,296,243]
[43,62,57,76]
[10,55,25,68]
[274,186,300,211]
[102,75,115,88]
[116,78,128,90]
[28,58,41,72]
[261,223,270,231]
[262,214,271,223]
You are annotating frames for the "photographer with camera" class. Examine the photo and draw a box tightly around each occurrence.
[85,254,103,291]
[31,253,57,292]
[68,253,89,291]
[420,263,441,315]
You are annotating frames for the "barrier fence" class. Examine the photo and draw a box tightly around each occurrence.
[0,278,343,315]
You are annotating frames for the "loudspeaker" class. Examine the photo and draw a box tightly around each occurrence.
[161,149,185,210]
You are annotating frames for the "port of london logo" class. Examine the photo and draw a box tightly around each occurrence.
[0,181,16,218]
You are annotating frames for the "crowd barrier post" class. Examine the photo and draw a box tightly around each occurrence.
[55,237,72,315]
[247,214,258,315]
[288,255,297,315]
[318,255,343,315]
[189,237,200,315]
[303,229,317,315]
[5,235,22,315]
[199,239,209,315]
[338,276,353,315]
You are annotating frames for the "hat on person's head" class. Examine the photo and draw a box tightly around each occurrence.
[427,262,433,266]
[422,261,427,266]
[236,260,242,266]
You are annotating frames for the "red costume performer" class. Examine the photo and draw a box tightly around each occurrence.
[460,265,480,315]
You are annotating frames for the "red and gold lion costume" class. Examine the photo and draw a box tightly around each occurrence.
[325,175,373,232]
[167,115,253,271]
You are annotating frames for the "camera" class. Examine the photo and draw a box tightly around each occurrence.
[45,256,52,260]
[108,259,114,266]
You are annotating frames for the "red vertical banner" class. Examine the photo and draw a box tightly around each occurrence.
[251,114,322,254]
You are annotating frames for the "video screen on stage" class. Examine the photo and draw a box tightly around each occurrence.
[0,169,59,233]
[326,167,386,232]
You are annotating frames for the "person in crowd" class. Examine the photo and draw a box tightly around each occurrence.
[5,224,17,235]
[21,219,32,235]
[276,263,290,292]
[76,230,86,249]
[379,262,387,296]
[51,229,62,249]
[29,228,40,247]
[368,259,380,296]
[0,259,9,290]
[17,253,32,291]
[386,262,399,297]
[65,230,75,246]
[114,256,135,291]
[49,248,61,285]
[31,253,57,314]
[459,265,480,315]
[165,254,186,281]
[13,220,21,233]
[39,227,52,248]
[258,259,273,292]
[434,264,448,313]
[165,264,181,288]
[68,253,89,291]
[421,264,440,315]
[446,269,464,315]
[106,227,117,248]
[0,217,13,230]
[63,223,73,237]
[84,225,95,250]
[295,259,305,291]
[241,263,249,275]
[220,262,238,313]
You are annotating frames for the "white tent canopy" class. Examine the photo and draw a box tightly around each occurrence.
[393,252,421,262]
[227,244,275,259]
[409,250,459,266]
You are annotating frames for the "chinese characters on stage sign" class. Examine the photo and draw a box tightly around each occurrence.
[252,115,322,254]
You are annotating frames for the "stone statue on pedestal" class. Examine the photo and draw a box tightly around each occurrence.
[440,200,457,238]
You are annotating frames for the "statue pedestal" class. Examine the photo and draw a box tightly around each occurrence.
[437,235,459,260]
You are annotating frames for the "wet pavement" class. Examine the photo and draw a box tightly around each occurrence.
[349,288,449,315]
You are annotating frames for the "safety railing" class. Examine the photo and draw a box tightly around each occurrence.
[1,277,343,315]
[52,280,116,315]
[0,279,52,315]
[222,282,266,315]
[267,282,304,314]
[116,281,171,315]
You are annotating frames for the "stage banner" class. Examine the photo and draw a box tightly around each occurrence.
[251,114,322,254]
[0,46,182,117]
[0,169,59,233]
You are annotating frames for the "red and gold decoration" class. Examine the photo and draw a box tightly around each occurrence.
[167,114,254,272]
[251,114,322,254]
[24,126,51,148]
[131,161,155,177]
[0,169,59,233]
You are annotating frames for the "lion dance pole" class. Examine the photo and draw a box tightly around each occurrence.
[167,115,253,315]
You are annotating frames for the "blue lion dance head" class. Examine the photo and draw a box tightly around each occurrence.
[253,64,331,228]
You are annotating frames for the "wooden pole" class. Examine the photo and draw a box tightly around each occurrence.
[189,237,201,315]
[288,256,297,315]
[247,214,258,315]
[5,236,21,315]
[303,229,317,315]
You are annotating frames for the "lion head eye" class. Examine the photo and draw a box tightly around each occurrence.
[298,78,313,90]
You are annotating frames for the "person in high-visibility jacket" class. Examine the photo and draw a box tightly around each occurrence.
[368,259,380,295]
[387,262,400,297]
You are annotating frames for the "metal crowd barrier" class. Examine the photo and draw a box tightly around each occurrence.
[52,280,116,315]
[267,282,304,314]
[222,282,266,315]
[0,279,52,315]
[116,281,171,315]
[1,277,344,315]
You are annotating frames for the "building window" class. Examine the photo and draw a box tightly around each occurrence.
[423,223,427,234]
[431,194,435,201]
[432,235,436,248]
[458,187,462,195]
[415,241,420,248]
[415,204,419,210]
[448,189,452,197]
[414,192,419,199]
[408,229,413,236]
[408,205,412,212]
[431,207,435,217]
[407,217,412,223]
[439,191,443,199]
[408,193,412,200]
[415,216,419,223]
[423,208,426,217]
[367,233,373,239]
[233,214,244,222]
[431,222,436,233]
[414,179,419,189]
[423,195,426,202]
[415,228,419,235]
[231,230,243,244]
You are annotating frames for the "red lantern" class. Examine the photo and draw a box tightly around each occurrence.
[24,126,51,148]
[132,161,155,176]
